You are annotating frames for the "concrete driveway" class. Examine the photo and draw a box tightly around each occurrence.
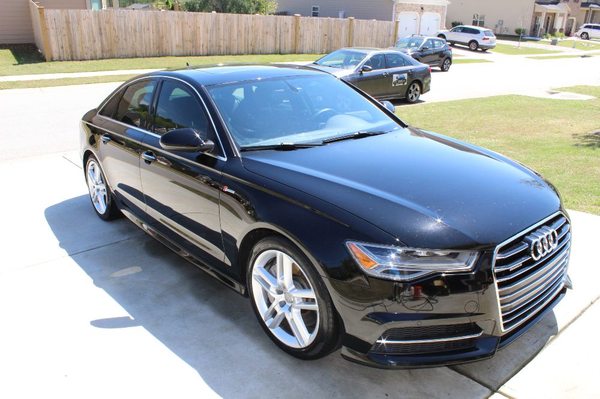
[0,56,599,398]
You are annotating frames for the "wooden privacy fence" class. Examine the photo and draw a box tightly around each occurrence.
[29,1,399,61]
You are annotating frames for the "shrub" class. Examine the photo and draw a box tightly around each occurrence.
[515,28,526,36]
[451,21,463,27]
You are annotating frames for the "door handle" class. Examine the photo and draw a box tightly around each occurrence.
[142,151,157,164]
[101,134,112,144]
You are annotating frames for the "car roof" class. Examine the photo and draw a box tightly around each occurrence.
[398,35,444,40]
[458,25,490,31]
[146,64,330,86]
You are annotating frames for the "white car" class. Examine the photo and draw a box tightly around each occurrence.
[437,25,496,51]
[575,23,600,40]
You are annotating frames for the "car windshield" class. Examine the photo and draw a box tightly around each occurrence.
[313,49,367,70]
[395,37,424,49]
[207,74,400,149]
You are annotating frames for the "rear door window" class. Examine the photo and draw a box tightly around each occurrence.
[484,30,495,37]
[385,53,408,68]
[115,80,157,128]
[99,89,123,118]
[364,54,387,70]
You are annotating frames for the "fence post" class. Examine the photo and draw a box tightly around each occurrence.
[293,14,301,54]
[347,17,355,47]
[38,5,52,61]
[393,19,400,44]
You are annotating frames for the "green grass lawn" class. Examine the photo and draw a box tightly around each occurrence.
[491,43,561,55]
[397,86,600,215]
[528,54,596,60]
[0,74,136,90]
[543,39,600,51]
[0,44,323,76]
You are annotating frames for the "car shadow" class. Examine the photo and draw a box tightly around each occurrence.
[44,195,560,397]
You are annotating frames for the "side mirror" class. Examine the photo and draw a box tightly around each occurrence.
[159,127,214,153]
[381,100,395,113]
[361,65,373,73]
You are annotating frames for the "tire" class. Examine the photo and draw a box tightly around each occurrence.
[85,155,121,221]
[581,32,589,40]
[405,81,421,104]
[247,236,339,360]
[437,34,446,40]
[441,58,452,72]
[449,41,455,46]
[469,40,479,51]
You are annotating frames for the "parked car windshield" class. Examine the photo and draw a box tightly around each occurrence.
[207,74,400,149]
[313,49,367,70]
[395,37,424,50]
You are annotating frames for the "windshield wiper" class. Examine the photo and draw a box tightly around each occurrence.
[322,130,387,144]
[240,142,322,152]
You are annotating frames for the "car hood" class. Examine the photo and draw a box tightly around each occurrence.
[241,128,561,249]
[306,64,355,79]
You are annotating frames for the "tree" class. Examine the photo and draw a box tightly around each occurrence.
[183,0,277,14]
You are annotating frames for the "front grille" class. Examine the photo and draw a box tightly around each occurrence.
[493,213,571,334]
[370,323,482,355]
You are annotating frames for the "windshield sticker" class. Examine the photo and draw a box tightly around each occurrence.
[392,74,408,87]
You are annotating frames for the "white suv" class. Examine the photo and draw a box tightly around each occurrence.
[437,25,497,51]
[575,24,600,40]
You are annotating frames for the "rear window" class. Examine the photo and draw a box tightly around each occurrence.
[484,30,495,37]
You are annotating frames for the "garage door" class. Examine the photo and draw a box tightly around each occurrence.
[419,12,441,36]
[397,12,418,39]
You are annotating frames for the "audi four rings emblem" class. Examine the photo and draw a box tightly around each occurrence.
[525,227,559,261]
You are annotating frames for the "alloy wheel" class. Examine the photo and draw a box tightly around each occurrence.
[469,41,478,51]
[442,58,451,71]
[86,159,108,215]
[407,83,421,103]
[250,249,319,349]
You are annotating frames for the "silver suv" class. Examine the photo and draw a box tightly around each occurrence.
[437,25,497,51]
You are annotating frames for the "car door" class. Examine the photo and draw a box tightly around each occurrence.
[91,78,157,217]
[418,39,438,65]
[381,52,415,98]
[447,26,463,43]
[139,77,227,267]
[349,53,389,98]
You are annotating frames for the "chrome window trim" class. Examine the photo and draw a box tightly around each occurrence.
[491,210,569,333]
[95,75,228,161]
[84,120,226,169]
[376,331,483,345]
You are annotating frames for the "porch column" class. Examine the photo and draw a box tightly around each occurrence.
[561,13,567,32]
[538,11,546,36]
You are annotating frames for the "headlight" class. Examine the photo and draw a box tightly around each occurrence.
[346,241,479,282]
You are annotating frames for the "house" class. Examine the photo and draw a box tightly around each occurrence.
[446,0,538,36]
[446,0,600,38]
[276,0,449,38]
[0,0,118,44]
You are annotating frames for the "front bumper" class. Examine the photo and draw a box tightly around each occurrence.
[326,211,571,368]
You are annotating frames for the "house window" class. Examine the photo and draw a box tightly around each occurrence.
[472,13,485,27]
[312,6,320,17]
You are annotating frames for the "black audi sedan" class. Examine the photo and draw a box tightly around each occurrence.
[80,65,571,368]
[394,35,453,72]
[309,48,430,103]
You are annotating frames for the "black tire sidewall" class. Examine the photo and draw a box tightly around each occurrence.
[246,236,339,360]
[469,41,478,51]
